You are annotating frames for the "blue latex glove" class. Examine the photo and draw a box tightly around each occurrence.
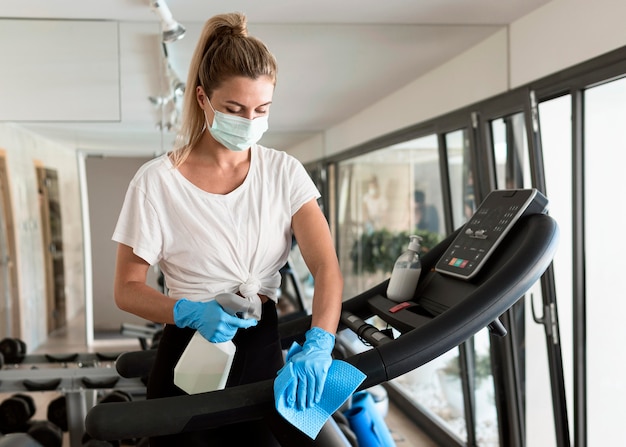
[173,298,257,343]
[281,327,335,409]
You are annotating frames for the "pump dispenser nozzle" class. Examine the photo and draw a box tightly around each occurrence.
[408,235,422,252]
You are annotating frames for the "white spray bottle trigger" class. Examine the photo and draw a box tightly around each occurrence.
[174,293,252,395]
[214,292,254,317]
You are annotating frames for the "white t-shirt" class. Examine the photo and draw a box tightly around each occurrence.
[112,145,320,303]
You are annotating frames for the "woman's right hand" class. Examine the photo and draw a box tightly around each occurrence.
[173,298,258,343]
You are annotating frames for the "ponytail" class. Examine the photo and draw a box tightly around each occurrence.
[171,12,277,166]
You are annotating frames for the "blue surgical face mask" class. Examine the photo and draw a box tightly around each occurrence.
[205,98,269,152]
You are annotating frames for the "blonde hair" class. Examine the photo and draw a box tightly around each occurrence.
[170,12,277,167]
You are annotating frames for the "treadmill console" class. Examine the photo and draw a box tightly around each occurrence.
[435,188,548,280]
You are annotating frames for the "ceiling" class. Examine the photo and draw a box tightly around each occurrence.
[0,0,552,157]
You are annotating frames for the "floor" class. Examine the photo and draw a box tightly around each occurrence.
[4,314,438,447]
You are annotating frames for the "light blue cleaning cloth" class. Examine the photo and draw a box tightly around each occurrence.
[274,343,367,439]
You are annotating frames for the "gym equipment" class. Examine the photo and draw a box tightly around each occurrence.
[0,433,43,447]
[331,413,358,447]
[8,352,120,367]
[119,323,162,350]
[81,432,120,447]
[0,338,27,364]
[85,189,559,444]
[0,352,145,447]
[47,392,128,439]
[0,395,64,446]
[277,259,308,321]
[46,396,67,432]
[94,391,137,446]
[97,390,132,405]
[25,421,63,447]
[343,391,395,447]
[0,394,36,433]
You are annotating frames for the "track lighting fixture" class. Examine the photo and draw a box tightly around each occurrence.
[150,0,186,43]
[148,96,165,106]
[148,42,185,134]
[172,80,185,97]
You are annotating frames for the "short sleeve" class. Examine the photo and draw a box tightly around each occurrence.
[288,157,321,216]
[111,183,163,265]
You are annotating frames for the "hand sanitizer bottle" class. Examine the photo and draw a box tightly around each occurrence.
[386,235,422,302]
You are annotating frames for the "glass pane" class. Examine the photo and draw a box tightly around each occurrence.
[445,129,474,229]
[533,94,574,446]
[584,77,626,446]
[392,347,467,442]
[337,135,445,299]
[490,114,531,190]
[473,328,497,446]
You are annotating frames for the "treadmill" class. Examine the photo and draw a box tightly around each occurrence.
[85,188,559,446]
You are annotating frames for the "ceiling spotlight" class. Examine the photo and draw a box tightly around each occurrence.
[151,0,186,43]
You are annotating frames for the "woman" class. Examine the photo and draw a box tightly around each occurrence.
[112,12,343,446]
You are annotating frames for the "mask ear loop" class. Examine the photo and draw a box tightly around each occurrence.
[201,108,208,132]
[205,96,217,113]
[201,95,215,132]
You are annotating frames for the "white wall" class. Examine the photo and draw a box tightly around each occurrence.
[85,156,159,332]
[0,123,84,350]
[289,0,626,163]
[510,0,626,87]
[0,20,119,121]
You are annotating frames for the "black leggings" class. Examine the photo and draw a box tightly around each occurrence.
[146,300,315,446]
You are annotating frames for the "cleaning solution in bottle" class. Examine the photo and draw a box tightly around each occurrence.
[174,293,254,395]
[174,331,236,394]
[386,235,423,302]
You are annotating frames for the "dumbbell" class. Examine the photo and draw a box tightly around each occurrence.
[46,395,68,432]
[0,393,36,433]
[0,337,27,364]
[26,420,63,447]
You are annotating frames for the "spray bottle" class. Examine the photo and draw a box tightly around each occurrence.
[386,235,423,302]
[174,293,255,394]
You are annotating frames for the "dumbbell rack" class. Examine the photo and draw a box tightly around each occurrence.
[0,352,146,446]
